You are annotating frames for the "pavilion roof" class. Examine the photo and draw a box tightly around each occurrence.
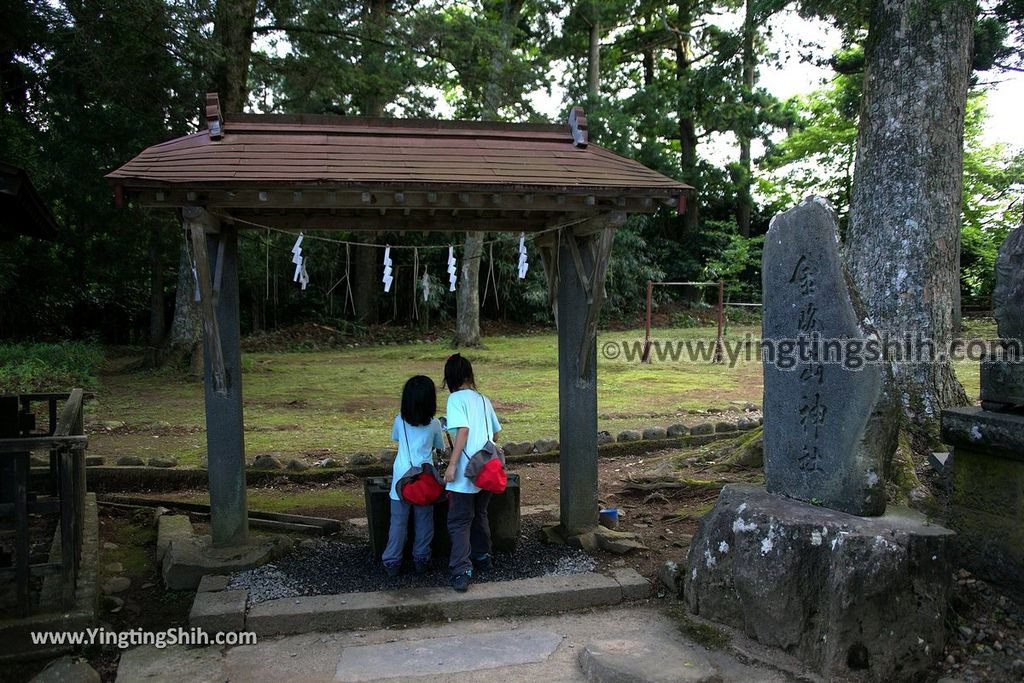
[1,162,59,241]
[106,95,690,232]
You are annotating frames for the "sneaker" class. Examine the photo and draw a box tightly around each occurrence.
[385,564,400,578]
[472,554,492,572]
[450,572,471,592]
[414,559,430,575]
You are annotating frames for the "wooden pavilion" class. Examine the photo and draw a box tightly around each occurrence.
[107,93,691,547]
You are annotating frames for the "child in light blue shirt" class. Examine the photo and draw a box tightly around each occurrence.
[442,354,501,592]
[383,375,444,577]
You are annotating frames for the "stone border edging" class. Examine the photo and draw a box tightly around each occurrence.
[243,568,649,636]
[74,429,753,493]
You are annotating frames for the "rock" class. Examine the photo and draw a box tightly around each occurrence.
[580,635,721,683]
[104,596,124,613]
[689,423,714,436]
[314,457,340,468]
[148,456,178,468]
[706,407,723,415]
[157,515,195,564]
[657,560,683,596]
[376,449,397,466]
[667,423,690,438]
[685,484,954,683]
[503,441,536,456]
[102,576,131,594]
[251,454,282,470]
[596,431,615,445]
[348,452,376,467]
[95,420,125,431]
[534,438,559,453]
[85,455,104,466]
[994,224,1024,343]
[104,562,123,573]
[348,517,368,529]
[102,542,118,550]
[736,418,756,431]
[285,458,309,471]
[593,526,646,554]
[617,429,642,442]
[713,421,737,433]
[115,455,144,466]
[642,427,668,440]
[197,574,231,593]
[152,506,171,525]
[762,199,898,516]
[29,656,100,683]
[30,455,49,467]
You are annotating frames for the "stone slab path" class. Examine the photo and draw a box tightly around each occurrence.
[115,607,793,682]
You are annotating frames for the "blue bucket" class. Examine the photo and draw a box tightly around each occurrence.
[598,508,619,529]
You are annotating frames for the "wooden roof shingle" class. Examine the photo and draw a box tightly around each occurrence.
[107,111,691,198]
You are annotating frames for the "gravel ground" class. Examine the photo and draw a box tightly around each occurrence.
[228,520,596,605]
[938,569,1024,682]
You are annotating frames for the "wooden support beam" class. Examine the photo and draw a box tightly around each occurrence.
[578,227,617,378]
[186,209,227,395]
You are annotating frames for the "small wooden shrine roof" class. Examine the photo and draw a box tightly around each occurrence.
[106,94,690,233]
[0,162,59,241]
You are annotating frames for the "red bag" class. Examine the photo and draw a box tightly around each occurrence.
[463,395,507,494]
[395,420,445,505]
[397,463,445,505]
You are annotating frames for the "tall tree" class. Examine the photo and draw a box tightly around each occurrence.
[845,0,975,438]
[166,0,259,369]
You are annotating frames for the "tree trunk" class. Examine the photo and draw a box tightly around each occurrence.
[455,231,483,347]
[453,0,523,346]
[145,225,165,366]
[736,0,756,238]
[165,0,257,370]
[211,0,259,112]
[353,243,379,324]
[165,240,203,376]
[587,10,600,106]
[675,1,699,238]
[846,0,973,440]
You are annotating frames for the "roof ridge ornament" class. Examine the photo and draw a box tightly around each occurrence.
[206,93,223,140]
[569,107,588,148]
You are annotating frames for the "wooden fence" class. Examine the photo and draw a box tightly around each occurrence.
[0,389,88,616]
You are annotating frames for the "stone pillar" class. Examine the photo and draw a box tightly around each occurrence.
[198,220,248,548]
[557,232,598,536]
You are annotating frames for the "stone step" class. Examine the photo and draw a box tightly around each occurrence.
[246,569,649,636]
[580,635,723,683]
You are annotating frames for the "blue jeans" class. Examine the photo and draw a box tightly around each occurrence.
[382,498,434,567]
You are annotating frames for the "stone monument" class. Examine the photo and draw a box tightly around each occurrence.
[762,198,897,515]
[942,223,1024,597]
[684,198,954,683]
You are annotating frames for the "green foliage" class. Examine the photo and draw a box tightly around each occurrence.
[0,342,103,393]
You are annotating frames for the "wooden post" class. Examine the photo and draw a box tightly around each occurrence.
[555,218,621,536]
[714,279,725,363]
[14,451,30,616]
[642,280,653,363]
[197,216,249,548]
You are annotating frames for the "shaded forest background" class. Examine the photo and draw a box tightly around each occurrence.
[1,0,1022,349]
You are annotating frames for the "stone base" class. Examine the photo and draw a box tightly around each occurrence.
[683,484,953,682]
[980,354,1024,412]
[161,528,291,591]
[941,407,1024,598]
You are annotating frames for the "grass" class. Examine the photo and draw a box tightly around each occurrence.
[166,487,363,513]
[0,341,104,393]
[86,323,764,466]
[82,318,989,467]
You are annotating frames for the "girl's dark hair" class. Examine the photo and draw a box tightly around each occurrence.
[443,353,476,392]
[401,375,437,427]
